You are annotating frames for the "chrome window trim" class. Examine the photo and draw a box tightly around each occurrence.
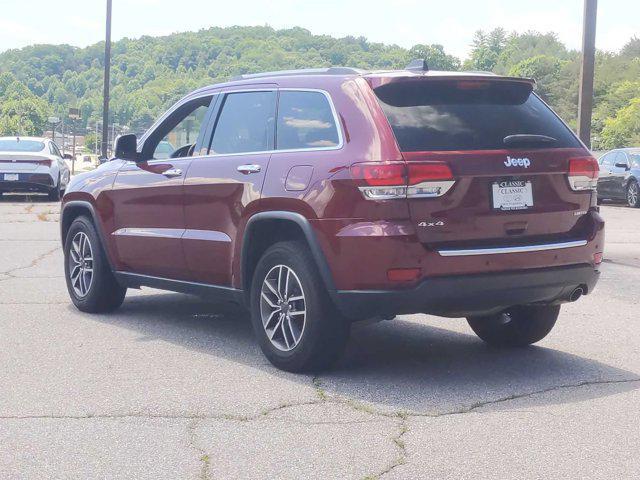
[437,239,588,257]
[138,91,219,148]
[137,87,345,162]
[201,87,344,159]
[274,88,344,153]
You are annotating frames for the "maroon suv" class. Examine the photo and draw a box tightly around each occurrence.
[61,63,604,371]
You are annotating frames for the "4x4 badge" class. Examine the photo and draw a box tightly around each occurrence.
[418,220,445,227]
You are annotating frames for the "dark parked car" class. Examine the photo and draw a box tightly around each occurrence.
[60,63,604,372]
[597,148,640,207]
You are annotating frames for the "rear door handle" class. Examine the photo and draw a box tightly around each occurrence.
[162,168,183,178]
[237,164,261,174]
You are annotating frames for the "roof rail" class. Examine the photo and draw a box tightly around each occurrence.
[231,67,365,81]
[463,70,498,76]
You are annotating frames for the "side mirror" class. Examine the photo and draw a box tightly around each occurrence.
[614,162,629,170]
[114,134,138,161]
[63,153,74,160]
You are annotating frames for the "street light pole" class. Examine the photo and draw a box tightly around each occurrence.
[577,0,598,149]
[101,0,112,159]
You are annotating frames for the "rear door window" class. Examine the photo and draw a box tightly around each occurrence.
[210,91,276,155]
[374,80,581,152]
[51,143,63,157]
[276,91,340,150]
[600,153,614,166]
[614,152,628,168]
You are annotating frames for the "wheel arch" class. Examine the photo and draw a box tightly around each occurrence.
[240,212,336,299]
[60,200,115,270]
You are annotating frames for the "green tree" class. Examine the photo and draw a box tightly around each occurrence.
[599,98,640,149]
[621,37,640,58]
[408,44,460,70]
[509,55,563,103]
[0,80,50,136]
[84,132,98,152]
[464,28,507,71]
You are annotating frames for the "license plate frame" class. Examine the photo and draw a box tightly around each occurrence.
[492,179,533,211]
[3,173,19,181]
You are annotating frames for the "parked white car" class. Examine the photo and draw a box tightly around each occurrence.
[0,137,71,200]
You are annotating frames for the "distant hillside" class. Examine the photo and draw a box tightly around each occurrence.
[0,25,639,149]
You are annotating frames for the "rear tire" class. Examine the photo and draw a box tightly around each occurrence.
[48,176,61,201]
[627,180,640,208]
[467,305,560,347]
[64,215,126,313]
[249,241,350,372]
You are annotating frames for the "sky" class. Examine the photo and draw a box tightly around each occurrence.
[0,0,638,59]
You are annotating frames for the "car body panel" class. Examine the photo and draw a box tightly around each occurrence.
[60,69,603,317]
[109,157,194,279]
[597,148,640,200]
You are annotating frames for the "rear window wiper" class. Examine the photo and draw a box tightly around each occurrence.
[503,134,557,146]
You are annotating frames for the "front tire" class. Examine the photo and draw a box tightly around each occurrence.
[249,241,350,372]
[627,180,640,208]
[467,305,560,347]
[64,215,126,313]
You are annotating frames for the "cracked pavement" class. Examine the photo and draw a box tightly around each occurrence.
[1,195,639,479]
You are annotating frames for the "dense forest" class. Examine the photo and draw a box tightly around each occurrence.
[0,25,639,150]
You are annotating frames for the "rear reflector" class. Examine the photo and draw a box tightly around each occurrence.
[593,252,603,265]
[351,161,455,200]
[568,156,599,191]
[387,268,421,282]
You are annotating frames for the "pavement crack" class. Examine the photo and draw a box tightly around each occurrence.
[362,415,408,480]
[0,245,60,281]
[423,377,640,418]
[187,418,211,480]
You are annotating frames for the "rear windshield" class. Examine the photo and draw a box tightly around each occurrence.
[374,81,580,151]
[0,139,45,152]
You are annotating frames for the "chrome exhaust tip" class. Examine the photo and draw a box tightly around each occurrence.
[569,287,584,302]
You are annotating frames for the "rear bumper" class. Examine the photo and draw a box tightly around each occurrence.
[334,263,600,319]
[0,174,54,193]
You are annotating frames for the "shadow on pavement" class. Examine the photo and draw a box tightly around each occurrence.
[84,291,639,414]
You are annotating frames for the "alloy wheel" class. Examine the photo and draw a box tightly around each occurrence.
[69,231,94,298]
[628,182,638,206]
[260,264,306,351]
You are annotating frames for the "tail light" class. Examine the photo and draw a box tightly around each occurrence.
[568,157,598,191]
[351,162,455,200]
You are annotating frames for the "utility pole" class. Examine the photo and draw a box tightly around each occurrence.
[101,0,112,159]
[61,119,65,155]
[577,0,598,149]
[68,108,81,174]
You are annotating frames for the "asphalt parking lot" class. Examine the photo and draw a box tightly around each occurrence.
[1,195,639,480]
